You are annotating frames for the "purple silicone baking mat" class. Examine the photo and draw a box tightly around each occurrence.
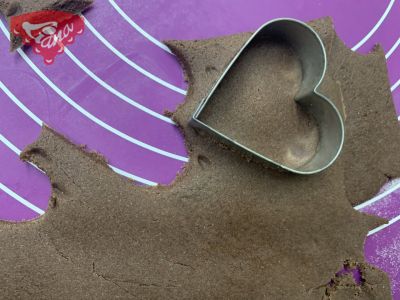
[0,0,399,297]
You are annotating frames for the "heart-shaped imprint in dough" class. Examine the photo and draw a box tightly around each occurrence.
[191,19,344,175]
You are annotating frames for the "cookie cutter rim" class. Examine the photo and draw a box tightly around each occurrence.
[190,18,345,175]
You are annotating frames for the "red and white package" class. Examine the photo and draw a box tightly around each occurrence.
[11,10,85,65]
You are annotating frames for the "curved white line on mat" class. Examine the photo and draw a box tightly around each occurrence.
[0,82,159,186]
[64,47,175,124]
[392,77,400,93]
[0,21,187,162]
[109,166,157,186]
[0,133,44,173]
[352,180,400,236]
[367,214,400,236]
[352,0,396,51]
[351,180,400,236]
[0,134,22,156]
[84,18,187,96]
[354,182,400,210]
[386,37,400,59]
[0,82,43,127]
[0,182,45,215]
[108,0,173,54]
[1,135,157,186]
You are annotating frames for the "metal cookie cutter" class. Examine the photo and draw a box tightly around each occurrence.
[190,18,345,175]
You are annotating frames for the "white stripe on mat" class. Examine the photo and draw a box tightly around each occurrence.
[0,182,45,215]
[386,37,400,59]
[0,134,26,157]
[392,77,400,93]
[0,21,188,163]
[352,0,396,51]
[110,166,157,186]
[367,214,400,236]
[0,82,43,127]
[352,181,400,235]
[108,0,173,54]
[0,82,158,186]
[354,181,400,211]
[0,133,44,173]
[84,18,187,96]
[63,47,175,124]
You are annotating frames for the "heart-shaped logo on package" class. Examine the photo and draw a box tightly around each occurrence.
[190,18,344,175]
[11,10,85,65]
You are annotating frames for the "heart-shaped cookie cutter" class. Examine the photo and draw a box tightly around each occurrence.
[190,18,345,175]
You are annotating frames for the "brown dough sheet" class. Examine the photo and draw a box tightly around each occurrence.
[170,18,400,206]
[0,17,396,299]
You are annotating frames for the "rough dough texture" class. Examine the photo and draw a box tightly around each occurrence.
[321,263,389,300]
[199,39,319,169]
[0,18,395,299]
[0,0,93,50]
[169,18,400,207]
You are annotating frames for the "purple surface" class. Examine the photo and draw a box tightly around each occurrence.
[0,0,399,298]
